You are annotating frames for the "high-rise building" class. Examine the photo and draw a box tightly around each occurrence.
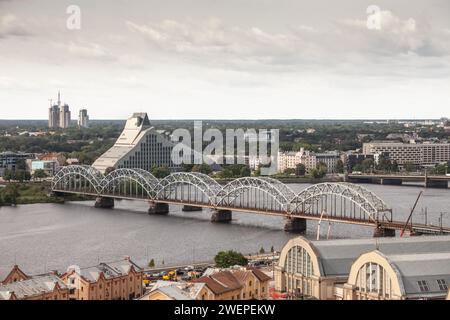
[59,104,71,129]
[48,105,60,128]
[48,91,71,129]
[48,91,61,128]
[78,109,89,128]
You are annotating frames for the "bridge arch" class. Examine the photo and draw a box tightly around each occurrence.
[289,183,392,223]
[52,165,103,194]
[99,168,159,199]
[216,177,294,212]
[155,172,222,205]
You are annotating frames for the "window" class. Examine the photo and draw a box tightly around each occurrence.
[437,279,448,291]
[417,280,429,292]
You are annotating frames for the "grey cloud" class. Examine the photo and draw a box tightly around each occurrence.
[0,14,31,38]
[125,10,450,75]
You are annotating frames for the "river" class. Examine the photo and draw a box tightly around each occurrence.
[0,183,449,276]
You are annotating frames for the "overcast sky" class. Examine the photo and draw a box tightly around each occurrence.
[0,0,449,120]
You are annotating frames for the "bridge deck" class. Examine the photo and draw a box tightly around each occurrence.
[53,188,450,235]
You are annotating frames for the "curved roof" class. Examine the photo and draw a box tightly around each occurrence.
[349,250,450,299]
[278,235,450,278]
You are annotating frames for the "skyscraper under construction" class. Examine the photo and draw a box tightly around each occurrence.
[48,91,71,129]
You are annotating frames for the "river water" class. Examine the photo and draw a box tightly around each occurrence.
[0,183,449,276]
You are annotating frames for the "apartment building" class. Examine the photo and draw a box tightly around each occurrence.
[0,152,35,176]
[61,258,144,300]
[363,142,450,166]
[277,149,340,174]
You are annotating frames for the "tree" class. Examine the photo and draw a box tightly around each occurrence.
[181,163,194,172]
[192,164,212,175]
[432,164,448,175]
[15,159,27,171]
[310,162,327,179]
[259,246,265,254]
[148,259,155,268]
[33,169,47,181]
[240,166,251,177]
[391,160,399,173]
[151,165,170,178]
[283,168,296,175]
[14,170,31,182]
[270,246,274,253]
[361,159,374,173]
[3,169,12,181]
[214,250,248,268]
[404,162,417,173]
[2,184,19,205]
[295,163,306,176]
[217,168,233,179]
[376,154,393,173]
[335,160,344,174]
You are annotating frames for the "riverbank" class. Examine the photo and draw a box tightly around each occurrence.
[0,182,91,206]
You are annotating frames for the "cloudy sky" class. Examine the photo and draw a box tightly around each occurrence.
[0,0,449,120]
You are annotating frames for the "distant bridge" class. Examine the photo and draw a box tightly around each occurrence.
[348,173,450,188]
[52,166,450,237]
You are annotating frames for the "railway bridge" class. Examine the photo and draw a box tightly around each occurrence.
[52,166,450,237]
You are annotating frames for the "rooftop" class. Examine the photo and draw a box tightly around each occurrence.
[290,235,450,277]
[0,274,67,300]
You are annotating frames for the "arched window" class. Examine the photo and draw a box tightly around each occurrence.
[356,262,392,298]
[284,246,313,277]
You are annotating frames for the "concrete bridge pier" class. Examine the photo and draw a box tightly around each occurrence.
[402,229,424,237]
[94,197,114,209]
[182,205,203,212]
[284,217,307,233]
[211,210,232,223]
[373,226,396,238]
[148,202,169,215]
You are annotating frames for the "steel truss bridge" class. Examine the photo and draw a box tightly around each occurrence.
[52,166,450,236]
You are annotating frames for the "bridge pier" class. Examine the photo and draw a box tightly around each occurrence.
[148,202,169,215]
[402,230,424,237]
[182,205,203,212]
[94,197,114,209]
[211,210,232,223]
[284,218,307,233]
[373,226,396,238]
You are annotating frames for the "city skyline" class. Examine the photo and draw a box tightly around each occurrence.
[0,0,449,120]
